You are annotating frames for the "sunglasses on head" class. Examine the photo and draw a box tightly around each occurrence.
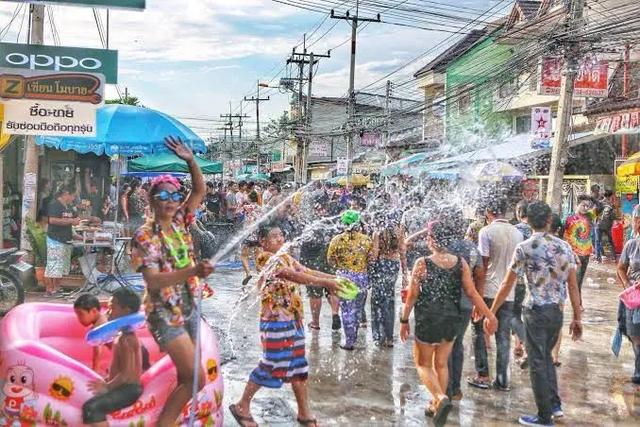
[154,190,184,202]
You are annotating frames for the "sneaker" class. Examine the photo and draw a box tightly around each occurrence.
[332,314,341,331]
[552,406,563,418]
[519,415,553,426]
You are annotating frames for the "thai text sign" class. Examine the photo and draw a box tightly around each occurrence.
[0,42,118,84]
[360,131,381,147]
[539,57,609,97]
[595,111,640,134]
[309,142,330,158]
[1,1,145,9]
[336,158,349,176]
[0,69,104,104]
[616,175,638,194]
[2,99,96,136]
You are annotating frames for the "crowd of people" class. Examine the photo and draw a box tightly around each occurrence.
[36,135,640,427]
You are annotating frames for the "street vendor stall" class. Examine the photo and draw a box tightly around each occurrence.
[35,105,207,291]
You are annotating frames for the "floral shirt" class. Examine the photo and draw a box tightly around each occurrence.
[327,231,372,273]
[257,251,305,323]
[510,232,577,309]
[131,210,213,327]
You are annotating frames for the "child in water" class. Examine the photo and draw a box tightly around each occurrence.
[74,294,108,374]
[82,288,144,427]
[230,224,344,427]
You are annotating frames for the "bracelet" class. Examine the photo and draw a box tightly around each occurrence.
[400,318,409,324]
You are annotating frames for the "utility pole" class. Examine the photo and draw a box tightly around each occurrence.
[287,37,330,184]
[331,1,380,178]
[245,81,270,171]
[20,4,45,251]
[545,0,585,212]
[384,80,392,166]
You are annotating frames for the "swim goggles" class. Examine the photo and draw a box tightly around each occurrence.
[154,190,184,202]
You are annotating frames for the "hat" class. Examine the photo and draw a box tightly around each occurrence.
[633,205,640,218]
[341,209,361,226]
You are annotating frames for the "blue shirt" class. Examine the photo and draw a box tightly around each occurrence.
[510,232,577,308]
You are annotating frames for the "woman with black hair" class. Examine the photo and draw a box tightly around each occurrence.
[400,221,496,426]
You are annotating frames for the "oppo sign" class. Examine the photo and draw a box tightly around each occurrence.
[5,53,102,72]
[0,42,118,84]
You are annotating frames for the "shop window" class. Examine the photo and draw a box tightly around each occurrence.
[515,115,531,134]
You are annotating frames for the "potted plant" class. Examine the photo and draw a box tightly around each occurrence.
[25,218,47,286]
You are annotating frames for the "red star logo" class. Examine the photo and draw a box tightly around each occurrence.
[536,116,547,129]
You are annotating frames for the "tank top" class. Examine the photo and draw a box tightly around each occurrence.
[416,256,462,309]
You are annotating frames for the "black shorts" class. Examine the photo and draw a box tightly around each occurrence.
[415,301,462,344]
[82,383,143,423]
[306,286,330,299]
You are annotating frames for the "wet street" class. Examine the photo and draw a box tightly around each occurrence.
[204,264,640,426]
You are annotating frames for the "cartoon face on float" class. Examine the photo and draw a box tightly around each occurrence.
[1,364,37,419]
[48,376,74,401]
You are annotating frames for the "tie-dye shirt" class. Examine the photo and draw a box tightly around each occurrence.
[563,213,594,256]
[510,232,577,308]
[256,251,305,323]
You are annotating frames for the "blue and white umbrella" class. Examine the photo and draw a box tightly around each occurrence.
[36,104,206,157]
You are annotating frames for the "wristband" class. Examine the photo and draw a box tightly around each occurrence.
[400,318,409,324]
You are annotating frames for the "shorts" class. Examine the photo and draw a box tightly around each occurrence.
[626,306,640,337]
[82,383,143,423]
[306,286,330,299]
[147,310,198,352]
[249,320,308,388]
[415,301,462,344]
[45,237,72,278]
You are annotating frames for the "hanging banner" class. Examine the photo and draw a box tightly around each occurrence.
[2,99,96,136]
[616,175,639,194]
[539,57,609,97]
[529,106,552,149]
[336,158,349,176]
[0,42,118,84]
[594,111,640,134]
[0,1,145,9]
[0,103,12,151]
[0,68,104,104]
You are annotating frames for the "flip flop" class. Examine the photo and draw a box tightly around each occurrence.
[434,397,452,427]
[229,404,257,427]
[307,322,320,330]
[424,400,436,417]
[297,418,318,426]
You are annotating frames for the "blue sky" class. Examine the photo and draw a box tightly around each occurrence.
[0,0,507,139]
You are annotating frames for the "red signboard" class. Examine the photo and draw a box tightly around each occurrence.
[539,57,609,97]
[595,111,640,134]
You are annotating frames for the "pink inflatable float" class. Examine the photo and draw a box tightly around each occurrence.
[0,303,223,426]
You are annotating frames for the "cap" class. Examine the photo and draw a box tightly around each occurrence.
[341,209,361,226]
[633,205,640,218]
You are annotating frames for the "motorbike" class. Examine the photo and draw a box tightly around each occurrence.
[0,247,27,316]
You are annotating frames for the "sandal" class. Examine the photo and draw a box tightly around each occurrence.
[467,375,490,389]
[424,400,436,417]
[433,397,452,427]
[297,418,318,426]
[307,322,320,330]
[229,404,257,427]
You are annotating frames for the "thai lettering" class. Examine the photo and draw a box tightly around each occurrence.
[28,104,74,118]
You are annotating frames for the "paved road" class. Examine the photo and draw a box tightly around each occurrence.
[22,263,640,426]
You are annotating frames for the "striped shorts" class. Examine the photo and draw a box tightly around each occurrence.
[249,320,308,388]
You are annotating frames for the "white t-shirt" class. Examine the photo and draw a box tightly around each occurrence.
[478,219,523,301]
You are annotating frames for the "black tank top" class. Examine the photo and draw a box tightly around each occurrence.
[416,256,462,309]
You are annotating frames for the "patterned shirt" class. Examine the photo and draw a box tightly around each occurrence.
[563,212,594,256]
[515,222,533,240]
[327,231,372,273]
[257,251,305,323]
[510,232,577,308]
[131,210,213,327]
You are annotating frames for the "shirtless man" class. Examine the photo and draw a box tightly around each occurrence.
[82,288,143,427]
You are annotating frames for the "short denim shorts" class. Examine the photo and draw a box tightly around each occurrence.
[147,310,198,351]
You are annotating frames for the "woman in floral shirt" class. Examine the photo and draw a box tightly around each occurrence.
[230,224,342,427]
[130,136,214,426]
